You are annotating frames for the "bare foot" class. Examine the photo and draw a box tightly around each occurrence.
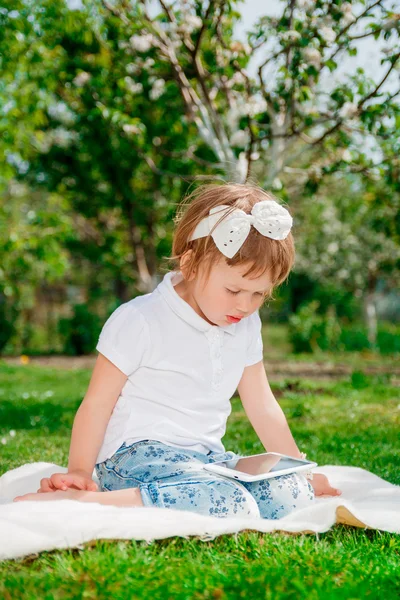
[14,489,86,502]
[14,487,143,507]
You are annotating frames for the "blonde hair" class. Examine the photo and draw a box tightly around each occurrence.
[165,182,295,299]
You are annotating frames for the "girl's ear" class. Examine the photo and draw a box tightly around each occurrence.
[180,250,196,281]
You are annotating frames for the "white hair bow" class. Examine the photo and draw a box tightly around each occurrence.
[189,200,293,258]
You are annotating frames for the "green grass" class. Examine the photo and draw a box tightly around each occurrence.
[262,324,400,370]
[1,360,400,599]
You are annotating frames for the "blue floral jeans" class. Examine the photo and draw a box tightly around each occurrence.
[95,439,315,519]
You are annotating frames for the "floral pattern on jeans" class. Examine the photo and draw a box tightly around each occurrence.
[95,439,315,520]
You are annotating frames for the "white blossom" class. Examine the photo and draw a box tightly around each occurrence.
[228,71,246,87]
[242,43,252,56]
[342,12,356,26]
[123,124,141,135]
[327,242,339,254]
[304,47,321,68]
[297,0,314,8]
[342,3,354,15]
[247,95,267,117]
[230,41,251,54]
[143,58,155,69]
[342,149,352,162]
[320,26,336,45]
[341,3,356,26]
[185,14,203,32]
[95,102,109,118]
[226,105,242,129]
[1,438,6,445]
[129,34,155,53]
[281,30,301,42]
[167,21,178,34]
[9,430,16,437]
[383,17,400,31]
[230,130,249,147]
[272,178,283,190]
[309,165,322,179]
[229,71,246,83]
[301,105,317,115]
[48,102,76,126]
[210,87,219,100]
[170,39,182,50]
[284,77,293,91]
[73,71,91,87]
[177,14,203,35]
[149,78,166,101]
[216,46,226,67]
[339,102,358,119]
[52,128,78,148]
[126,63,140,75]
[237,152,248,184]
[124,77,143,94]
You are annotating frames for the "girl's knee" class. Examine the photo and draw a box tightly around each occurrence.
[140,477,260,518]
[249,473,315,520]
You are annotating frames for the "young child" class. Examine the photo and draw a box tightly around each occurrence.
[15,183,341,518]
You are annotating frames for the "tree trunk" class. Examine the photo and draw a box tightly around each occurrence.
[114,277,130,304]
[363,272,378,348]
[21,307,34,353]
[120,194,155,294]
[131,225,153,293]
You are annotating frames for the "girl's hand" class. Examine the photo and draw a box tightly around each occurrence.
[310,473,342,497]
[38,470,98,493]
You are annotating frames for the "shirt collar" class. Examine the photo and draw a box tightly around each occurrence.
[157,270,237,336]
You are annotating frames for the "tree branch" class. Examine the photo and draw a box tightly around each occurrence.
[140,151,225,181]
[326,0,384,63]
[193,1,213,60]
[359,52,400,107]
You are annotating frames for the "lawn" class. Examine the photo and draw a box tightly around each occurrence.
[0,358,399,599]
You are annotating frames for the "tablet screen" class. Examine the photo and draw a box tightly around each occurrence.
[224,454,309,476]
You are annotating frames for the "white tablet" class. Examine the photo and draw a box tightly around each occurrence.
[203,452,317,482]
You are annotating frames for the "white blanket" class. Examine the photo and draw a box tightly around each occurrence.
[1,463,399,561]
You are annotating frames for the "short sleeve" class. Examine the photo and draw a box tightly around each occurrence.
[245,310,264,366]
[96,302,149,376]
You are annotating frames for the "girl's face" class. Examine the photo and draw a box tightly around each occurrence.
[177,255,273,327]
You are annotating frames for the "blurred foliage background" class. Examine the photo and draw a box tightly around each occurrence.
[0,0,399,357]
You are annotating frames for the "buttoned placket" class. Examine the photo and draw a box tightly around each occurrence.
[205,328,224,392]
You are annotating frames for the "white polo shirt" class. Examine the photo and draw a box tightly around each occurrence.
[95,270,263,464]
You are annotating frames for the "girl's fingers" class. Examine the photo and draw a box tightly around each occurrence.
[46,473,96,492]
[39,477,57,492]
[52,474,83,490]
[315,487,342,497]
[37,475,95,493]
[326,485,342,496]
[61,476,87,490]
[49,473,69,490]
[58,475,94,491]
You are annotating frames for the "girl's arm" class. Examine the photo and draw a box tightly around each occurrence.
[68,353,128,474]
[237,361,302,457]
[237,361,341,497]
[39,353,127,492]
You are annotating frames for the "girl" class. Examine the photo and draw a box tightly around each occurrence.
[15,183,341,518]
